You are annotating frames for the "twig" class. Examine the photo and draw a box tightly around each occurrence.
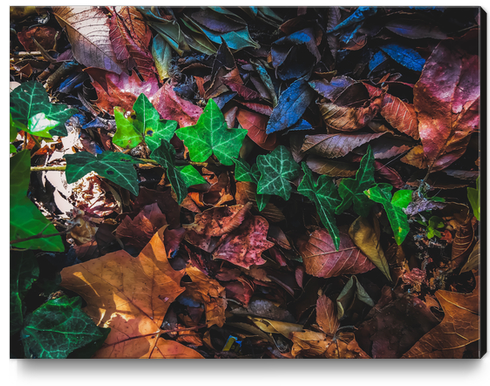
[31,165,67,172]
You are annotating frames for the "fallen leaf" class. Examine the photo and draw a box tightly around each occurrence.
[299,228,375,278]
[236,108,277,151]
[402,279,479,358]
[414,30,480,171]
[53,7,124,74]
[60,227,203,358]
[305,156,357,178]
[17,26,58,51]
[316,294,339,336]
[184,264,227,328]
[348,216,391,281]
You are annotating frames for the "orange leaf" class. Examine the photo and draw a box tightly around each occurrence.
[184,264,227,328]
[60,227,203,358]
[316,294,339,336]
[236,108,277,151]
[402,277,479,358]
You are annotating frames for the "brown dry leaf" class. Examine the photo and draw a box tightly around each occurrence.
[249,317,303,338]
[316,294,339,336]
[301,132,385,158]
[306,156,357,177]
[52,7,124,74]
[348,216,392,281]
[461,240,480,273]
[449,217,474,271]
[115,203,167,249]
[184,264,227,328]
[400,145,429,169]
[291,330,369,358]
[402,276,480,358]
[60,227,203,358]
[317,95,383,131]
[235,181,286,223]
[299,228,375,278]
[236,108,277,151]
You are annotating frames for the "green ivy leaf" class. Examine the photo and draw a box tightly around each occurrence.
[364,183,410,245]
[65,151,139,196]
[176,98,247,165]
[336,146,376,217]
[10,151,64,252]
[256,145,300,201]
[27,112,60,138]
[10,251,39,336]
[467,176,480,221]
[10,80,77,137]
[21,296,104,358]
[177,165,207,187]
[151,140,188,204]
[298,163,342,250]
[113,93,177,151]
[233,157,270,211]
[10,114,18,153]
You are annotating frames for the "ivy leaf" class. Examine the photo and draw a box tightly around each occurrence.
[298,163,342,250]
[233,158,270,211]
[113,93,178,151]
[10,151,64,252]
[21,296,105,359]
[364,183,410,245]
[65,151,139,196]
[10,80,77,137]
[336,145,376,217]
[10,114,18,153]
[150,140,188,204]
[177,165,207,188]
[10,251,39,335]
[467,176,480,221]
[256,145,300,201]
[175,98,247,165]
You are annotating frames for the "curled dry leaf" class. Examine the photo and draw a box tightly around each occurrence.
[348,216,391,281]
[402,277,479,358]
[60,227,203,358]
[184,264,227,328]
[299,228,375,278]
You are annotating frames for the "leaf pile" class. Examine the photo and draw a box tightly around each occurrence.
[10,6,482,359]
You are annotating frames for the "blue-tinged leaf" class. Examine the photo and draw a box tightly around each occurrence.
[266,79,315,134]
[369,50,389,71]
[327,7,377,33]
[288,119,313,132]
[380,44,426,72]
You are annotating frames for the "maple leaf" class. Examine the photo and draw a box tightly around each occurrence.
[291,294,370,358]
[336,145,377,218]
[113,93,177,151]
[184,264,227,328]
[176,98,247,165]
[298,228,375,278]
[298,163,342,250]
[60,227,204,358]
[256,145,300,201]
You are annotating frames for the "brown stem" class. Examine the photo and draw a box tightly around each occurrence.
[10,229,68,246]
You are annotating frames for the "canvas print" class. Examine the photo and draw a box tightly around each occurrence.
[10,6,483,359]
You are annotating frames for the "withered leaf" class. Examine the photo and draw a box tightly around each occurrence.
[60,227,203,358]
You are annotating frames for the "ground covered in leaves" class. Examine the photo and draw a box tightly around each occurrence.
[10,6,482,359]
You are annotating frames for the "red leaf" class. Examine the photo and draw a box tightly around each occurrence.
[108,6,156,81]
[299,228,376,278]
[301,132,385,158]
[236,108,277,151]
[151,82,203,128]
[17,26,58,51]
[381,94,419,140]
[85,68,159,114]
[316,294,339,336]
[213,215,275,269]
[414,30,480,171]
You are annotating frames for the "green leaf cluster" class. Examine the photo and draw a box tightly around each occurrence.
[10,150,64,252]
[10,81,77,138]
[151,140,206,204]
[113,93,177,151]
[364,184,411,245]
[176,98,247,165]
